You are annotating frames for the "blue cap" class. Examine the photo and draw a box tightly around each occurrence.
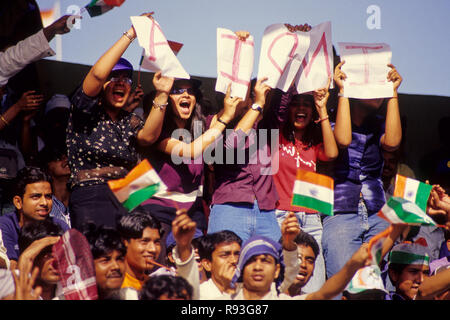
[231,235,284,288]
[111,58,133,78]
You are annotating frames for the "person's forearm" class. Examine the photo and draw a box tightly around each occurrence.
[306,258,360,300]
[416,269,450,300]
[234,109,260,134]
[320,114,338,160]
[333,95,352,148]
[137,92,168,146]
[382,95,402,151]
[83,28,135,97]
[182,122,227,159]
[0,104,20,131]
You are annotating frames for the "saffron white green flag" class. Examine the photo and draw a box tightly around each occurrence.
[85,0,125,18]
[107,159,165,211]
[378,196,437,226]
[393,174,432,212]
[291,169,334,216]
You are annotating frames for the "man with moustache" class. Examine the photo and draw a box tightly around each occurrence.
[84,225,127,300]
[0,166,69,269]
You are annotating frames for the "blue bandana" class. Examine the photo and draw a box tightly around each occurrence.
[231,235,284,289]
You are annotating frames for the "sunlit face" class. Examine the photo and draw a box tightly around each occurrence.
[204,242,241,285]
[103,71,132,109]
[47,154,71,178]
[169,83,196,122]
[35,247,60,284]
[124,227,161,273]
[14,182,53,222]
[292,244,316,288]
[242,254,280,295]
[391,264,430,300]
[95,250,126,293]
[288,95,314,131]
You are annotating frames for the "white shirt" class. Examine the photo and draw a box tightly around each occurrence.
[0,230,9,270]
[0,29,55,86]
[200,278,230,300]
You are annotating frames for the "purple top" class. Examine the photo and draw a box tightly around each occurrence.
[141,127,204,216]
[207,89,290,211]
[331,116,386,214]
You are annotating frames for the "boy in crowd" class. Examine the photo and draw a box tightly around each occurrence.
[0,166,69,269]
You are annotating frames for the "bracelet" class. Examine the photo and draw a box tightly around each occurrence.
[123,31,135,42]
[314,115,329,124]
[152,100,168,110]
[338,92,345,97]
[0,114,9,126]
[217,118,228,126]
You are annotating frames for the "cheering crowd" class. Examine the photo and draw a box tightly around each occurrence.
[0,7,449,301]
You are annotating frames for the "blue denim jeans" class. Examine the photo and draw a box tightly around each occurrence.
[207,201,281,243]
[276,210,326,294]
[322,199,390,280]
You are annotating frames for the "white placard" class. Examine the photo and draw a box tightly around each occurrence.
[257,23,310,92]
[215,28,255,99]
[295,21,334,94]
[131,16,189,79]
[338,42,393,99]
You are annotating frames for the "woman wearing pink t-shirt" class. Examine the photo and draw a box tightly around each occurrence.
[273,74,338,293]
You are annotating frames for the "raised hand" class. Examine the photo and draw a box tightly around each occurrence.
[172,209,197,256]
[253,77,271,107]
[222,83,243,123]
[234,30,250,41]
[313,76,332,114]
[334,61,347,92]
[281,212,301,251]
[387,64,402,93]
[153,71,174,95]
[124,84,144,112]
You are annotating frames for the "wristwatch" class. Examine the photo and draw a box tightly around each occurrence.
[251,103,263,113]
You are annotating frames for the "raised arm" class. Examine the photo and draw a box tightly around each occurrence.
[136,71,173,146]
[305,243,370,300]
[416,268,450,300]
[314,77,338,161]
[157,84,241,159]
[380,64,403,152]
[172,209,200,300]
[278,212,301,293]
[82,13,153,97]
[333,61,352,148]
[234,77,271,133]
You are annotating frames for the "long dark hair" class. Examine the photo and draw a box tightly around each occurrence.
[282,94,323,150]
[163,83,207,139]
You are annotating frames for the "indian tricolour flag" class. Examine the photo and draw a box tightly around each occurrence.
[107,159,165,211]
[393,175,432,211]
[368,226,392,266]
[85,0,125,17]
[378,196,437,226]
[291,170,334,216]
